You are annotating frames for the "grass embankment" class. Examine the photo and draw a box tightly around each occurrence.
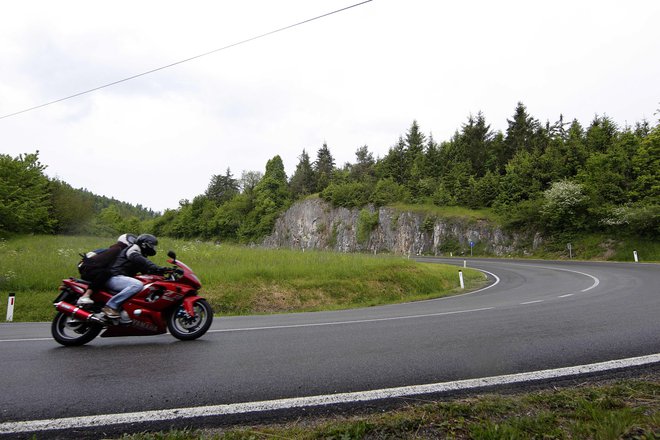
[392,204,660,262]
[118,378,659,439]
[0,235,485,322]
[535,234,660,262]
[390,203,502,223]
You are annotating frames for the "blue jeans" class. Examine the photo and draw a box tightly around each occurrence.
[105,275,143,309]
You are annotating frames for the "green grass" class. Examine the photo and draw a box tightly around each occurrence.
[389,203,502,223]
[117,378,659,439]
[0,235,486,322]
[531,233,660,262]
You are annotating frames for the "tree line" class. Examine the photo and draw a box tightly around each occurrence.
[0,152,157,236]
[2,102,658,241]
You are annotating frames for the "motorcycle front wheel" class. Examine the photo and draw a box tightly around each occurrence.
[168,299,214,341]
[51,312,103,346]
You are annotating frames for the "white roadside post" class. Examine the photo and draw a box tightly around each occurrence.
[459,270,465,289]
[6,293,15,322]
[633,250,639,263]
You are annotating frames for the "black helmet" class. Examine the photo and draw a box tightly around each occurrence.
[136,234,158,257]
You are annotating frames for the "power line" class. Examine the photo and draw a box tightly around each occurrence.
[0,0,373,121]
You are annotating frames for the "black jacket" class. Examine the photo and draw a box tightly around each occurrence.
[110,244,163,277]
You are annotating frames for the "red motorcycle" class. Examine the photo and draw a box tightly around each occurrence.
[51,251,213,346]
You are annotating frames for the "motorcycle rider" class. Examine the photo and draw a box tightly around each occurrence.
[102,233,167,319]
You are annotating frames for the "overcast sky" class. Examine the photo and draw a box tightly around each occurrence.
[2,0,659,212]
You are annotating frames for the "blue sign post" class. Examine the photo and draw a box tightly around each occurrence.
[469,241,474,257]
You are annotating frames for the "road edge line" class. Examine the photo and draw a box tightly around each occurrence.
[2,353,659,435]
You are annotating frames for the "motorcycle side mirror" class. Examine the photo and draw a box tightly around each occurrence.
[167,250,177,261]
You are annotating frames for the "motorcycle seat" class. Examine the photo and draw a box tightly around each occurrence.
[69,277,91,285]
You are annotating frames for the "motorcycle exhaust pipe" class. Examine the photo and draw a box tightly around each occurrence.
[55,301,105,324]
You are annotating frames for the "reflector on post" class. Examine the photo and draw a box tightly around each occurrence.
[6,293,15,322]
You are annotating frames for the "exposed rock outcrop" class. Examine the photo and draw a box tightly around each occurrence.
[263,198,541,256]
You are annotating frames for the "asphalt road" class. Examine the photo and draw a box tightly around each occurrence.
[1,258,659,436]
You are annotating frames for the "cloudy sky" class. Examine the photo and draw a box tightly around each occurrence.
[2,0,659,212]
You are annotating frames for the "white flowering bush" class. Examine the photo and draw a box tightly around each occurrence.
[540,180,589,231]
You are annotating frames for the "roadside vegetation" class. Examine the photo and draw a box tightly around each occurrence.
[117,377,659,439]
[0,235,485,322]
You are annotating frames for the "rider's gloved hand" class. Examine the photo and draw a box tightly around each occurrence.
[153,266,169,275]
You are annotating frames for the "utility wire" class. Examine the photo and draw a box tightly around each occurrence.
[0,0,373,121]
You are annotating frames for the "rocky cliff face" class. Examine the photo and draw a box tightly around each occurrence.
[263,198,542,256]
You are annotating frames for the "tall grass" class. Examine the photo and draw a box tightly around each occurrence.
[119,379,660,439]
[0,235,486,322]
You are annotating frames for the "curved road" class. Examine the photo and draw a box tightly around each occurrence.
[1,258,659,436]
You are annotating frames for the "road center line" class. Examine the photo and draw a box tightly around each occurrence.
[520,300,544,305]
[0,337,52,343]
[2,353,658,435]
[0,305,498,342]
[513,263,600,292]
[208,307,496,333]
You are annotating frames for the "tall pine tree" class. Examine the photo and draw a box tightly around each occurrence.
[290,149,315,198]
[313,143,335,192]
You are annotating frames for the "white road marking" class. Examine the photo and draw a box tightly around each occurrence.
[417,268,501,302]
[2,353,658,435]
[513,263,600,292]
[208,307,496,333]
[558,294,574,298]
[0,337,51,343]
[0,307,497,342]
[520,300,544,305]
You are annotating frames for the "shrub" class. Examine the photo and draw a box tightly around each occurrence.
[357,209,379,244]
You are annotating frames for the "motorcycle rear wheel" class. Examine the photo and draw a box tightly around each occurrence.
[51,312,103,346]
[168,299,213,341]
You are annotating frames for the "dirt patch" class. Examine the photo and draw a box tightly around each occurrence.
[251,284,331,313]
[599,238,619,260]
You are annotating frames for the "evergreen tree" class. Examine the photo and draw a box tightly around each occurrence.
[424,134,443,179]
[563,119,588,176]
[405,120,426,162]
[578,130,636,207]
[289,149,315,198]
[585,115,618,153]
[205,168,239,205]
[405,121,430,198]
[495,150,542,208]
[456,112,493,177]
[467,170,501,208]
[504,102,541,158]
[313,143,335,192]
[242,155,291,241]
[350,145,376,183]
[377,136,408,184]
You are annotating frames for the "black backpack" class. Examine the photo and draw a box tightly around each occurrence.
[77,248,116,281]
[77,234,137,284]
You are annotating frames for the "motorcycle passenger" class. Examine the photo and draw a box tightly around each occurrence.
[77,233,136,305]
[102,234,167,319]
